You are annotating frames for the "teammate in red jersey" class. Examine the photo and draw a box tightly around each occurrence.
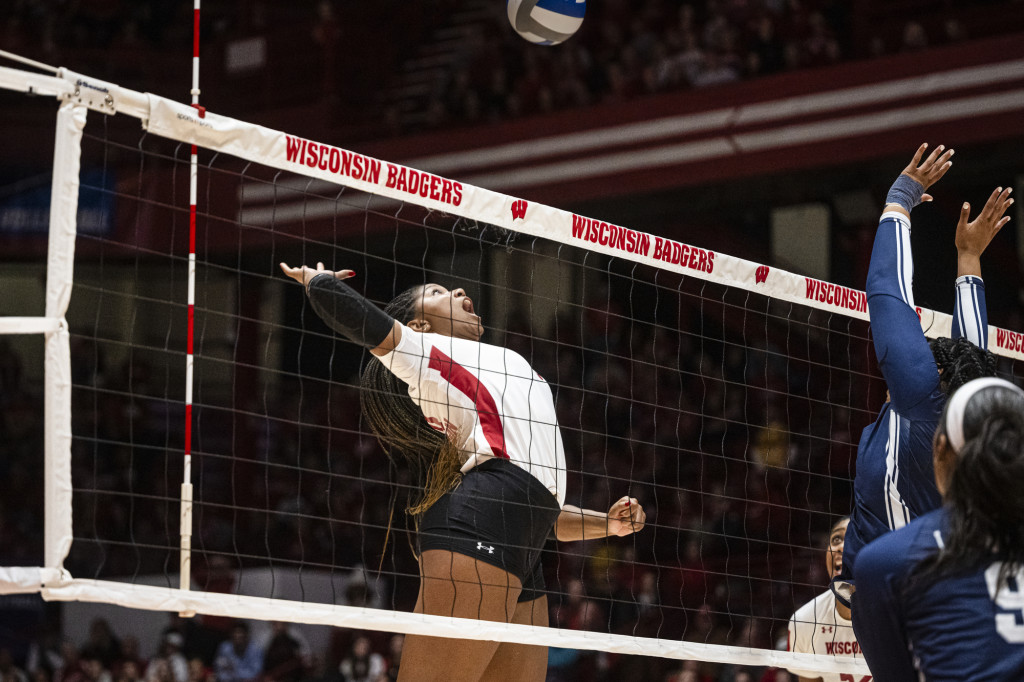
[787,517,871,682]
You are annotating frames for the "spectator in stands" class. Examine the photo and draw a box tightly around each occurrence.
[145,634,186,682]
[141,661,169,682]
[78,655,110,682]
[692,49,741,87]
[112,661,141,682]
[733,669,756,682]
[80,622,121,671]
[803,12,840,67]
[337,635,383,682]
[381,635,403,682]
[57,642,85,682]
[261,623,309,682]
[213,623,263,682]
[663,659,701,682]
[750,15,784,74]
[551,578,606,632]
[113,637,143,682]
[943,18,968,44]
[0,649,28,682]
[685,605,730,680]
[24,628,62,682]
[902,21,929,51]
[184,659,211,682]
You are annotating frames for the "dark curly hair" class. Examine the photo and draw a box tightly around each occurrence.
[929,337,997,395]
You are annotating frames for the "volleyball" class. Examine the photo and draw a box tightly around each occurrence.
[506,0,585,45]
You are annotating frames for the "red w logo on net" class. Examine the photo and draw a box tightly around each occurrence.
[511,200,528,220]
[755,265,770,284]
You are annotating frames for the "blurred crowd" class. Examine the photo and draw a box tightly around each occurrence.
[0,616,404,682]
[0,611,808,682]
[0,0,183,60]
[405,0,857,130]
[2,0,1017,139]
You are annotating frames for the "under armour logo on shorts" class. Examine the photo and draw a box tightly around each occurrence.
[476,542,495,554]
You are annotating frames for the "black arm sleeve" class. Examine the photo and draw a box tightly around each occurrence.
[306,274,396,349]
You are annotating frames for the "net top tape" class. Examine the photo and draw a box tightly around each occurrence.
[3,63,1022,361]
[40,578,872,676]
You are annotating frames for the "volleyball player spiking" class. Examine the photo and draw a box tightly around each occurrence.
[280,263,647,682]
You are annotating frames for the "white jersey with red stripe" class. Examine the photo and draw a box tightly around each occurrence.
[379,327,567,507]
[787,590,870,681]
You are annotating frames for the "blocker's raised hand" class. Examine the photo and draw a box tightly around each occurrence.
[900,143,955,203]
[956,186,1014,258]
[279,261,354,291]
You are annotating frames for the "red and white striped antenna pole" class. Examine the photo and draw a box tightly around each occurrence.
[180,0,203,614]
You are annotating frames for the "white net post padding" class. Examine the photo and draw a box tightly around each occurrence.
[5,61,1023,676]
[44,99,86,575]
[0,95,84,594]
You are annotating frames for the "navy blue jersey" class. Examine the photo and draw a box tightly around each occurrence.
[840,212,988,586]
[854,508,1024,681]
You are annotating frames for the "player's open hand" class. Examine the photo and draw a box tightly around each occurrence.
[901,143,955,201]
[607,496,646,537]
[956,187,1013,258]
[279,261,355,291]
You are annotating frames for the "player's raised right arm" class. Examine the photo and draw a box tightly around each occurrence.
[279,261,402,356]
[866,144,953,415]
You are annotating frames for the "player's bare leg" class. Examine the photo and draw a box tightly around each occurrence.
[479,595,549,682]
[398,549,522,682]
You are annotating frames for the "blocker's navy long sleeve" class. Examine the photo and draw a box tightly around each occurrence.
[839,210,987,589]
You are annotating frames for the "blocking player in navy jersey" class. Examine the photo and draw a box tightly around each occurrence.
[834,144,1013,610]
[854,377,1024,681]
[280,262,646,682]
[787,517,871,682]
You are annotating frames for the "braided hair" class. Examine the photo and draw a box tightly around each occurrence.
[929,336,997,394]
[359,285,463,516]
[914,381,1024,590]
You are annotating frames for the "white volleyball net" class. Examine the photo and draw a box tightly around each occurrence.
[3,62,1022,678]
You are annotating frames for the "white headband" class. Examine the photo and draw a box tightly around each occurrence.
[944,377,1024,453]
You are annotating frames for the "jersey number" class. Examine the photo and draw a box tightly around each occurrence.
[985,562,1024,643]
[839,675,871,681]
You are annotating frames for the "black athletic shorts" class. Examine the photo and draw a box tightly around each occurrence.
[418,458,561,603]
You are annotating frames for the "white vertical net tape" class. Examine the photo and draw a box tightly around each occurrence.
[3,65,1022,675]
